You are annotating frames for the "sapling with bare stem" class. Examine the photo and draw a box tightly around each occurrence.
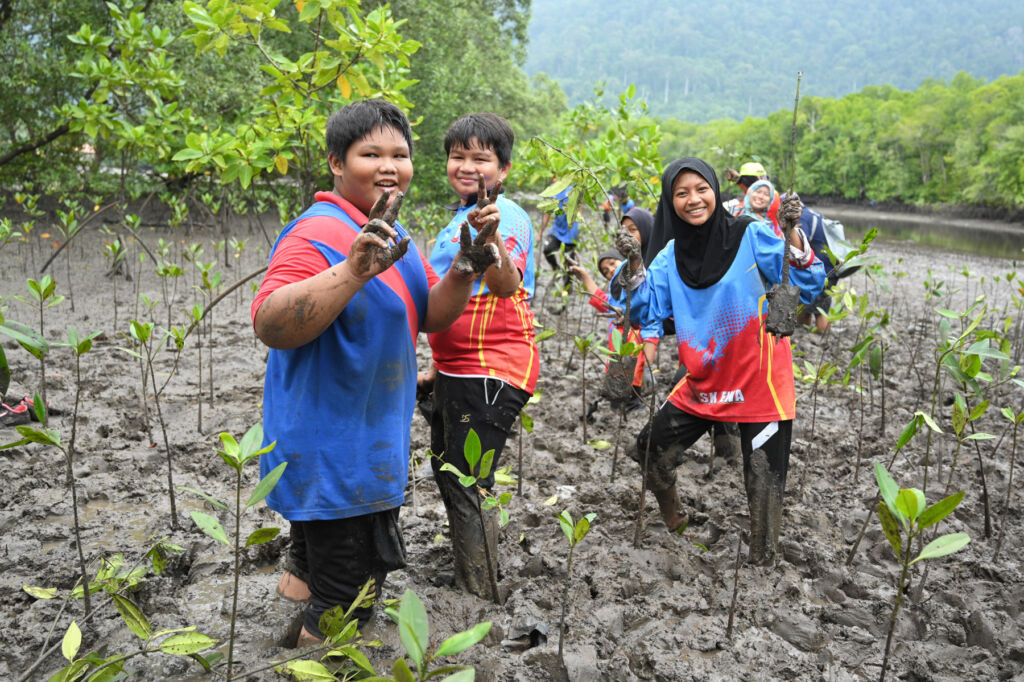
[994,392,1024,560]
[873,462,970,682]
[2,395,93,618]
[572,332,597,442]
[438,428,511,603]
[14,274,64,406]
[182,424,283,680]
[555,509,596,673]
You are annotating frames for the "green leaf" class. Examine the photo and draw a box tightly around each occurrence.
[574,513,596,544]
[539,175,574,198]
[478,448,495,480]
[396,589,428,670]
[894,415,920,451]
[535,328,556,343]
[336,645,375,673]
[24,585,58,599]
[877,500,902,558]
[919,490,965,529]
[112,594,151,640]
[245,527,280,547]
[557,510,573,542]
[874,462,900,519]
[393,658,416,682]
[438,670,476,682]
[246,461,287,508]
[969,400,990,421]
[318,605,350,640]
[435,621,492,657]
[49,660,89,682]
[158,632,217,655]
[895,488,926,522]
[464,429,481,474]
[520,410,534,433]
[0,345,9,398]
[278,660,336,681]
[588,439,612,450]
[189,511,229,545]
[911,532,971,564]
[62,621,82,661]
[178,486,228,511]
[965,432,996,440]
[918,411,943,433]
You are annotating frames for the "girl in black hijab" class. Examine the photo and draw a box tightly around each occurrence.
[616,157,824,564]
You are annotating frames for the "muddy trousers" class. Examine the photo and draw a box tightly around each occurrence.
[635,402,792,564]
[429,374,530,599]
[288,509,406,636]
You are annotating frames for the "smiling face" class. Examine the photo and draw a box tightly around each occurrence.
[749,185,771,211]
[328,125,413,215]
[671,170,716,226]
[599,256,623,280]
[446,138,510,201]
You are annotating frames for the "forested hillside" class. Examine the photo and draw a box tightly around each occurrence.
[526,0,1024,122]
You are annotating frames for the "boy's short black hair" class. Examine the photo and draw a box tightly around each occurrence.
[737,175,758,189]
[325,99,413,162]
[444,113,514,168]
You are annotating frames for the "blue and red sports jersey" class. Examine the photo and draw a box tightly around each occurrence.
[253,191,438,521]
[618,220,824,421]
[428,194,539,393]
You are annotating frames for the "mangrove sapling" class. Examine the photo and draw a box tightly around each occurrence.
[438,428,510,603]
[0,299,48,401]
[555,509,596,671]
[994,393,1024,560]
[873,462,970,682]
[54,206,84,313]
[846,411,943,565]
[102,236,128,330]
[122,320,179,527]
[196,259,222,408]
[14,274,64,406]
[572,332,597,442]
[182,424,283,679]
[0,395,94,619]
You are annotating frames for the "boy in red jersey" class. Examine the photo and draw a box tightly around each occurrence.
[420,113,538,600]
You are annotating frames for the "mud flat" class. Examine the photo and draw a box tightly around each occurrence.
[1,223,1022,680]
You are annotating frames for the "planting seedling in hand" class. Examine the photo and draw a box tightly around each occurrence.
[424,113,538,600]
[607,158,823,561]
[251,101,482,649]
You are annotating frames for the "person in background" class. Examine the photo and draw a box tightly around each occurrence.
[741,178,782,236]
[539,184,579,286]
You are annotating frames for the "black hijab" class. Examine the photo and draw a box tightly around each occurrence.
[622,207,654,261]
[645,158,753,288]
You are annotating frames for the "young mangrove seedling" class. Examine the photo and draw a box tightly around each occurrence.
[555,509,596,672]
[181,424,283,680]
[572,332,597,442]
[13,274,64,406]
[381,588,491,682]
[438,428,512,603]
[995,391,1024,560]
[1,394,93,619]
[873,462,970,682]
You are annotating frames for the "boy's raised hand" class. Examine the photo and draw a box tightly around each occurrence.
[350,190,410,280]
[452,219,500,276]
[467,175,502,233]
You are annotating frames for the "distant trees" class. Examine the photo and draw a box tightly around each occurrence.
[659,71,1024,209]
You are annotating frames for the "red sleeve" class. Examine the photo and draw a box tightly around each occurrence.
[250,234,328,325]
[588,288,611,312]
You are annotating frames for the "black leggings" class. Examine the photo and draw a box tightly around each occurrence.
[288,508,406,635]
[634,400,792,494]
[542,233,577,274]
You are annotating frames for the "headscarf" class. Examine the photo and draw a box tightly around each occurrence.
[622,207,653,261]
[645,158,754,288]
[742,178,777,223]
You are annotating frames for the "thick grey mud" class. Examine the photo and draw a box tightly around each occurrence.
[1,223,1023,680]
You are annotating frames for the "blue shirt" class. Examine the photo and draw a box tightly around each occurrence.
[549,187,580,245]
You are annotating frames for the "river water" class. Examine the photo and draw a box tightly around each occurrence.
[815,204,1024,258]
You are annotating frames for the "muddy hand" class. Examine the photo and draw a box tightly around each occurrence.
[778,191,802,229]
[367,189,405,227]
[475,175,502,209]
[452,219,500,276]
[352,211,410,278]
[616,230,642,270]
